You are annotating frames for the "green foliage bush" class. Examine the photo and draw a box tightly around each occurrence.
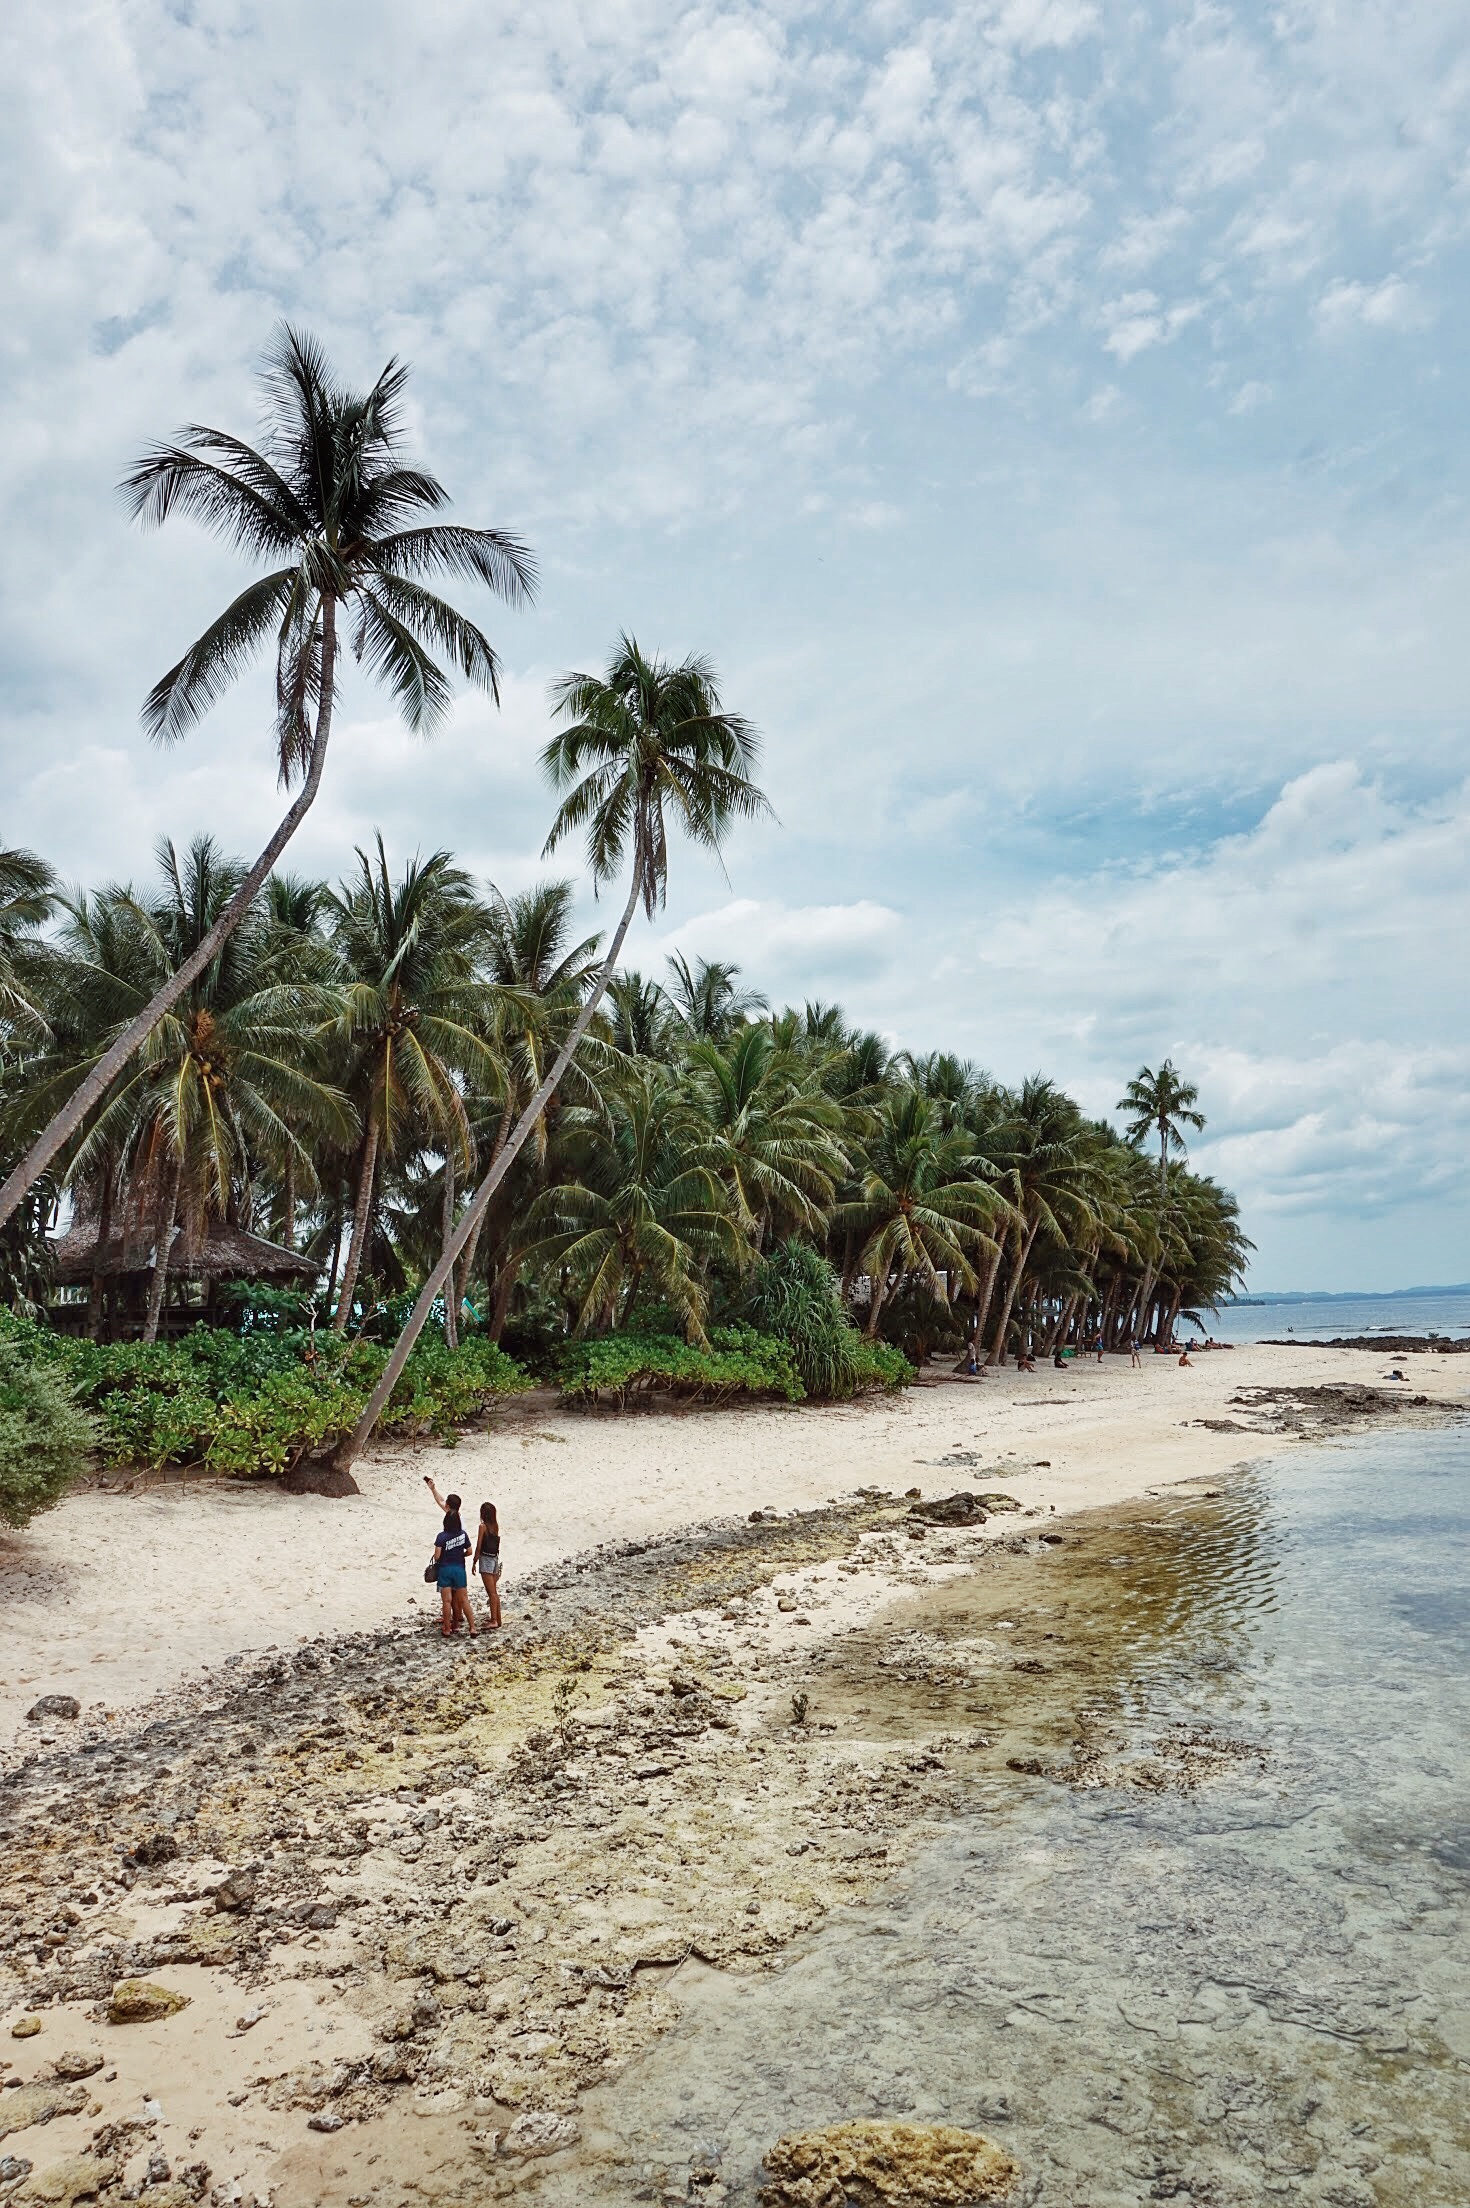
[0,1336,97,1527]
[557,1325,804,1408]
[739,1241,915,1399]
[0,1314,528,1480]
[556,1319,911,1408]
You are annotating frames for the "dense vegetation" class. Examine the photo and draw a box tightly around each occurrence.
[0,325,1248,1520]
[0,828,1245,1377]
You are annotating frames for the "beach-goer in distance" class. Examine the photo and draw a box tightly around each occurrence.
[1017,1349,1036,1372]
[423,1476,476,1640]
[1178,1348,1192,1368]
[1129,1338,1142,1368]
[473,1501,503,1627]
[1053,1347,1067,1370]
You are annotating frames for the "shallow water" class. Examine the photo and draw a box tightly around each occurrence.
[559,1426,1470,2205]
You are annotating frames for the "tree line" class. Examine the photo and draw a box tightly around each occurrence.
[0,325,1248,1479]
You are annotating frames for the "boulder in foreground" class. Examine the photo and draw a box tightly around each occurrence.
[106,1980,190,2025]
[760,2120,1018,2206]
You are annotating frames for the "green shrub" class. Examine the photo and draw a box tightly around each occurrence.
[557,1326,805,1409]
[0,1337,96,1527]
[0,1313,528,1480]
[740,1241,914,1398]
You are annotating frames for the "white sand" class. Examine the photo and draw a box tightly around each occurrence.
[3,1342,1463,1751]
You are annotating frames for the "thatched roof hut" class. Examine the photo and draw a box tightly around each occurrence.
[50,1219,317,1287]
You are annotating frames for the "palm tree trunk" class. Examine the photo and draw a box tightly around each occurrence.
[332,1116,380,1336]
[455,1095,513,1321]
[279,1152,297,1252]
[334,862,646,1472]
[0,601,340,1234]
[488,1256,518,1343]
[88,1162,114,1343]
[441,1148,458,1350]
[1046,1292,1077,1355]
[971,1242,1002,1349]
[141,1158,184,1346]
[986,1218,1038,1366]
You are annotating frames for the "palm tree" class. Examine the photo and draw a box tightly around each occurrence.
[606,971,677,1060]
[1119,1060,1206,1193]
[42,838,351,1340]
[321,839,499,1333]
[526,1063,743,1336]
[0,843,57,1048]
[0,325,534,1235]
[982,1078,1099,1364]
[685,1024,847,1247]
[333,632,771,1473]
[665,953,767,1041]
[836,1089,1007,1339]
[456,879,605,1335]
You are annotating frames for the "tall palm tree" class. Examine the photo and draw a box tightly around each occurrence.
[0,325,534,1234]
[1119,1060,1206,1193]
[322,839,499,1333]
[334,633,770,1472]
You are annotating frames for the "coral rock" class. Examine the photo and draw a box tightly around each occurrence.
[106,1980,190,2025]
[759,2121,1018,2207]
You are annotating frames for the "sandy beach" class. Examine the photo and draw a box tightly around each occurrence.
[3,1340,1464,1752]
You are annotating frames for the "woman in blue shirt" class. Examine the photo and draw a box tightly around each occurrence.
[424,1477,477,1639]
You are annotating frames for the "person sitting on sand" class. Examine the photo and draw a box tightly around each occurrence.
[424,1477,476,1639]
[1178,1348,1191,1367]
[1016,1349,1036,1372]
[473,1500,503,1628]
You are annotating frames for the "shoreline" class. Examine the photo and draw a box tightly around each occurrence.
[3,1340,1464,1756]
[0,1363,1463,2208]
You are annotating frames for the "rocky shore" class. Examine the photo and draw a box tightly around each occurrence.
[2,1375,1460,2208]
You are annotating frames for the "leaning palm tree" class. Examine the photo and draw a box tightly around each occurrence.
[0,324,534,1233]
[332,632,771,1474]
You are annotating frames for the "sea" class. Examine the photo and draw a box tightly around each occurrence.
[1209,1284,1470,1344]
[557,1422,1470,2206]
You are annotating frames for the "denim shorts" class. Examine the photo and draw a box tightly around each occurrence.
[437,1564,468,1590]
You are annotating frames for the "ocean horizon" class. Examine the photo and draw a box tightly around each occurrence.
[1211,1283,1470,1343]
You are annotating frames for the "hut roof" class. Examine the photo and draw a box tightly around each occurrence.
[50,1219,318,1286]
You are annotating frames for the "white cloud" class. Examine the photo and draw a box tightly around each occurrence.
[1315,274,1429,333]
[5,0,1470,1290]
[1099,290,1204,360]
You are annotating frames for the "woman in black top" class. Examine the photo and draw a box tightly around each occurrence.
[473,1501,502,1629]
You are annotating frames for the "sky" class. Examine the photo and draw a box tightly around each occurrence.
[3,0,1468,1290]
